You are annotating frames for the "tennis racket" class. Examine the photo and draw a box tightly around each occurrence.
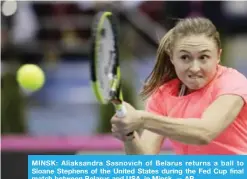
[90,11,133,136]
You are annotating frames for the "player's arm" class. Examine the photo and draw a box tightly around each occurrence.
[142,95,245,145]
[124,129,165,155]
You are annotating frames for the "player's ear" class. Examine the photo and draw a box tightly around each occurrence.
[217,49,222,64]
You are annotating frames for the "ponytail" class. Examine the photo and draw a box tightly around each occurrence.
[140,28,176,99]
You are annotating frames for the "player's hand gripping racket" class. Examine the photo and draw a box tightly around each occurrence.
[90,11,134,137]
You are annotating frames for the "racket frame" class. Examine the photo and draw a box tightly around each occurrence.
[90,11,123,106]
[90,11,134,137]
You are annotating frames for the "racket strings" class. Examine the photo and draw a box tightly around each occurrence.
[97,25,118,101]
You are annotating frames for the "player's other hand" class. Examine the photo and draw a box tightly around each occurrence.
[111,102,144,139]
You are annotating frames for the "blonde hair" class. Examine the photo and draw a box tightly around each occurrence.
[141,17,221,99]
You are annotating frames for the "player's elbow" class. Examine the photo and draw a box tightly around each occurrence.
[196,135,212,145]
[196,128,219,145]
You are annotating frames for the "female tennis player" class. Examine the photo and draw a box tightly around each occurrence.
[111,17,247,155]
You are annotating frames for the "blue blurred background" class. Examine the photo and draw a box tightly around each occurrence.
[1,1,247,156]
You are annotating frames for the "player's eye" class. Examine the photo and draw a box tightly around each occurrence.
[180,55,190,62]
[199,55,210,61]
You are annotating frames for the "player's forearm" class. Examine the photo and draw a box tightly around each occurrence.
[142,111,211,145]
[124,132,147,155]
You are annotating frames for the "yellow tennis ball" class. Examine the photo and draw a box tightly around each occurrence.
[16,64,45,91]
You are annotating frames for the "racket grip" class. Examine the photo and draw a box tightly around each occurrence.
[115,105,134,137]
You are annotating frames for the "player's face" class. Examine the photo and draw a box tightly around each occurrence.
[171,35,221,91]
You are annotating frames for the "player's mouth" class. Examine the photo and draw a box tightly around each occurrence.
[188,75,203,79]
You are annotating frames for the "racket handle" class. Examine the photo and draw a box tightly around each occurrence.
[115,104,134,137]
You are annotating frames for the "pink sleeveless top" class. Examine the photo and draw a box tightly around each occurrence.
[146,65,247,154]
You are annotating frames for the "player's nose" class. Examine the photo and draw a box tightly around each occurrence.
[189,60,201,73]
